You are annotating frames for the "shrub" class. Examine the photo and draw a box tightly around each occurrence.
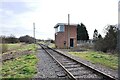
[2,44,8,53]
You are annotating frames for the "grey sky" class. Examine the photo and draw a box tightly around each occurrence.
[0,0,118,39]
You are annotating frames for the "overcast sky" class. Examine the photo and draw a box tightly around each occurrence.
[0,0,118,40]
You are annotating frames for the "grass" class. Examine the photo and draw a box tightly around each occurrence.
[7,43,22,51]
[2,43,37,54]
[37,41,45,44]
[1,43,38,79]
[2,54,38,78]
[68,51,118,70]
[48,43,55,48]
[1,44,8,53]
[17,44,37,51]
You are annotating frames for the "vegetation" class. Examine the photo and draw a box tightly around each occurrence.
[2,43,37,54]
[16,44,37,51]
[77,23,89,40]
[0,35,36,44]
[2,43,38,79]
[2,54,38,78]
[68,51,118,69]
[48,43,55,48]
[93,29,99,42]
[118,29,120,53]
[19,35,35,44]
[1,35,19,43]
[6,43,22,51]
[2,44,8,53]
[93,25,118,53]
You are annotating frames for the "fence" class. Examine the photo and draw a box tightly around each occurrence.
[77,40,93,49]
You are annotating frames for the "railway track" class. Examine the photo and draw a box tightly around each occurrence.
[40,44,117,80]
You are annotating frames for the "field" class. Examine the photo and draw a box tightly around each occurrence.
[2,43,37,53]
[1,43,38,79]
[68,51,118,70]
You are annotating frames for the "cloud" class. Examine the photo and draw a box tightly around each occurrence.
[0,0,118,39]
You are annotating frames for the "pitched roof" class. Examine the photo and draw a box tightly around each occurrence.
[54,23,77,28]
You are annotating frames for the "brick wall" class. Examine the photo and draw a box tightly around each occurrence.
[55,25,77,48]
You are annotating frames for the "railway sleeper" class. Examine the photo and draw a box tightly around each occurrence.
[70,70,92,75]
[74,74,103,79]
[62,62,77,65]
[64,64,81,68]
[67,67,86,71]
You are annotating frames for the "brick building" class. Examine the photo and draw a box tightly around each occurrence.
[54,23,77,48]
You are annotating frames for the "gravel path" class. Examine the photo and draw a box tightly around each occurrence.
[56,49,118,79]
[34,46,67,78]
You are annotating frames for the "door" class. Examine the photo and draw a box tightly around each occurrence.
[70,38,74,47]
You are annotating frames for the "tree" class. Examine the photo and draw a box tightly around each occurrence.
[19,35,35,43]
[6,35,19,43]
[77,23,89,40]
[98,34,102,39]
[94,33,104,51]
[103,25,117,51]
[94,25,118,53]
[1,35,19,43]
[93,29,98,42]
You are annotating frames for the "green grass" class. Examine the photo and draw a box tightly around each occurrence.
[7,43,22,51]
[37,41,45,44]
[1,43,38,79]
[17,44,37,51]
[48,43,55,48]
[2,43,37,54]
[2,54,38,78]
[68,51,118,70]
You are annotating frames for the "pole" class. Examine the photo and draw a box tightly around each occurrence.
[118,27,120,80]
[68,14,70,48]
[33,22,35,48]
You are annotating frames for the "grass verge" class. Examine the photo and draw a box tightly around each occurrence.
[2,43,37,54]
[7,43,22,51]
[1,43,38,79]
[48,43,55,48]
[68,51,118,70]
[2,53,38,78]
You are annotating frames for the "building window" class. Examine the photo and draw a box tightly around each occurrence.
[58,25,64,32]
[55,28,58,33]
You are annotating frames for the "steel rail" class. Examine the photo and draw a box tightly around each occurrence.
[40,44,76,80]
[40,44,117,80]
[47,46,117,80]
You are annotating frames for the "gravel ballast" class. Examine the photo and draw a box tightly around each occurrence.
[55,49,118,79]
[34,47,67,78]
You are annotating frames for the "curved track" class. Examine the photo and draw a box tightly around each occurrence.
[40,44,117,80]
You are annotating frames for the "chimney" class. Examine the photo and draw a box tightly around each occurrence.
[68,14,70,25]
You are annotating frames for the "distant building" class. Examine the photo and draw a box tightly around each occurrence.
[54,23,77,48]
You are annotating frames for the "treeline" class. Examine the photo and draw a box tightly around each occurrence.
[1,35,35,44]
[93,25,118,53]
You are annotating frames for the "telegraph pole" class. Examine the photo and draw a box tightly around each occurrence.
[33,22,35,48]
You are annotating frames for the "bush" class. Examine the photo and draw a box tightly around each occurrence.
[2,44,8,53]
[94,25,118,53]
[0,35,19,43]
[19,35,35,44]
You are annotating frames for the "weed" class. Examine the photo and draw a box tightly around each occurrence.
[68,51,118,69]
[2,54,38,78]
